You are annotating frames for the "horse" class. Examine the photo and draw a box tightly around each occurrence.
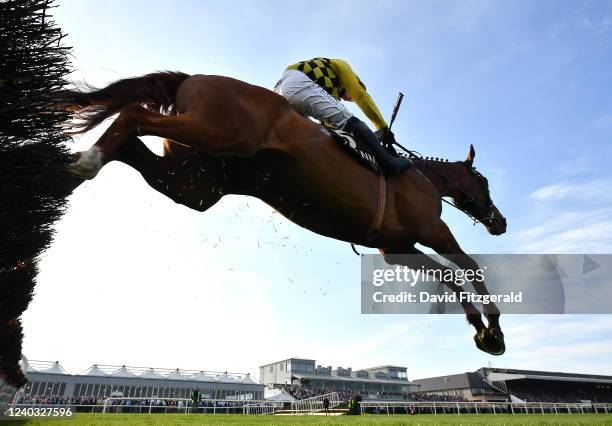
[60,71,508,355]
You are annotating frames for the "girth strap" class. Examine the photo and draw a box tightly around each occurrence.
[369,174,387,234]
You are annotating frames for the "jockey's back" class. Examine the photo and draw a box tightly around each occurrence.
[275,57,411,175]
[286,58,387,130]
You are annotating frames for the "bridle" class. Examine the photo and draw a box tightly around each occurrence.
[408,151,496,226]
[448,188,496,226]
[447,166,496,225]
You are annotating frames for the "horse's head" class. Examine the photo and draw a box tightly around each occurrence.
[450,145,507,235]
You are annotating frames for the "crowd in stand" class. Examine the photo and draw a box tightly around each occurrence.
[510,390,612,403]
[407,392,467,402]
[17,395,103,405]
[16,395,252,407]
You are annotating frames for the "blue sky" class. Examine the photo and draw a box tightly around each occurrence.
[21,0,612,380]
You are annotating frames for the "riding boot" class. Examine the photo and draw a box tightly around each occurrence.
[343,117,411,175]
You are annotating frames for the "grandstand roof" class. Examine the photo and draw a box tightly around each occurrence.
[140,368,164,379]
[241,374,259,385]
[482,368,612,384]
[216,372,238,383]
[82,365,106,377]
[165,369,190,381]
[111,366,137,378]
[413,367,612,393]
[23,359,260,385]
[192,371,214,382]
[38,361,67,375]
[412,372,499,393]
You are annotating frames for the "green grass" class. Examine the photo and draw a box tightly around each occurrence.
[9,413,612,426]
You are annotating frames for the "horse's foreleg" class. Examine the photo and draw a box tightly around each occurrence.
[419,219,505,355]
[382,246,486,332]
[113,137,221,212]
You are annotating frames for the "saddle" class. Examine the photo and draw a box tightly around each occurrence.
[326,127,382,174]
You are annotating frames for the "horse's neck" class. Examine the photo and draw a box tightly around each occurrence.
[420,159,463,198]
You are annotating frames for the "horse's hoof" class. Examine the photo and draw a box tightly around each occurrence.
[68,147,102,180]
[474,329,487,352]
[474,328,506,356]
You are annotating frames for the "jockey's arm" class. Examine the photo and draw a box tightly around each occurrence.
[331,59,388,130]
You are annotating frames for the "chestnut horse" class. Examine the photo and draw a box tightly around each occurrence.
[61,72,507,354]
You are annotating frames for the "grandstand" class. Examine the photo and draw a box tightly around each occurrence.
[483,367,612,403]
[17,360,263,404]
[259,357,417,400]
[5,358,612,418]
[412,367,612,403]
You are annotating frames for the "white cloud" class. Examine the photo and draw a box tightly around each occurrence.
[530,180,612,201]
[516,218,612,253]
[519,179,612,252]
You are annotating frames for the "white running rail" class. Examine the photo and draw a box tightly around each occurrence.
[242,401,284,415]
[290,392,340,414]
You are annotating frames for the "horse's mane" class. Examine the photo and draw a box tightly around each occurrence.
[423,156,450,162]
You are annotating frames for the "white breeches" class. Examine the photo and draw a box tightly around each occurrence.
[274,69,353,129]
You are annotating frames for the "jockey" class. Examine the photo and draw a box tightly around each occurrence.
[274,58,411,175]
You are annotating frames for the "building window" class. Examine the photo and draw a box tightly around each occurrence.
[291,361,314,374]
[389,370,407,379]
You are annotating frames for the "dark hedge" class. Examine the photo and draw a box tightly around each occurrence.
[1,0,78,387]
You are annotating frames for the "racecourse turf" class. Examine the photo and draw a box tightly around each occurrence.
[9,413,612,425]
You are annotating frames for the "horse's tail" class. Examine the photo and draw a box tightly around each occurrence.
[58,71,190,133]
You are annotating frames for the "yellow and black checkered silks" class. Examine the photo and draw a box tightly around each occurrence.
[287,58,344,99]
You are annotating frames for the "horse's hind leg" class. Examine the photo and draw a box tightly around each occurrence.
[113,137,222,212]
[419,219,505,355]
[69,103,254,179]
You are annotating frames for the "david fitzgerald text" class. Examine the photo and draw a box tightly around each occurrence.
[372,291,523,305]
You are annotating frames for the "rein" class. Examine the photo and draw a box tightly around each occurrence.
[406,150,495,226]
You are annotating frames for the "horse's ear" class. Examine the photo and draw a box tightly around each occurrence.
[465,144,476,165]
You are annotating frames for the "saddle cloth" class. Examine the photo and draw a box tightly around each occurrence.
[326,127,381,174]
